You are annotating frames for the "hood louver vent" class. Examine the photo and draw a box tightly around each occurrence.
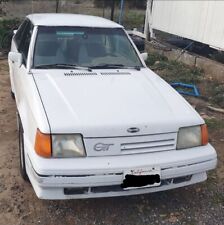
[101,72,131,76]
[64,72,97,76]
[64,72,132,76]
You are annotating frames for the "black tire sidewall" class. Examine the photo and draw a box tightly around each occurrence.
[18,116,29,181]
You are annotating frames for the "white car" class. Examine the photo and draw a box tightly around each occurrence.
[8,14,217,200]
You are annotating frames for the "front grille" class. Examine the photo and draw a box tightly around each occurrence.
[119,133,176,154]
[84,133,177,156]
[121,138,175,153]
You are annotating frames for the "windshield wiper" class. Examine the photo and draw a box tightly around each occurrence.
[90,64,125,69]
[34,63,92,71]
[90,64,141,70]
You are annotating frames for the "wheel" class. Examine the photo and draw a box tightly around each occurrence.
[18,116,29,181]
[11,90,15,100]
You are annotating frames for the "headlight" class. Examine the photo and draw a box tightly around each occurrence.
[52,134,86,158]
[177,125,208,150]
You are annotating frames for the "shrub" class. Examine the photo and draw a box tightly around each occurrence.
[0,18,21,50]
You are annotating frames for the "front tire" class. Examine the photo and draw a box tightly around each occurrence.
[18,116,29,181]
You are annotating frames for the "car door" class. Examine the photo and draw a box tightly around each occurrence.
[9,19,28,94]
[12,19,34,102]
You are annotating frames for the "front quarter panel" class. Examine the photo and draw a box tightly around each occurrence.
[10,24,50,160]
[16,70,51,159]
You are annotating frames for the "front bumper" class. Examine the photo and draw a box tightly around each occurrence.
[26,144,217,199]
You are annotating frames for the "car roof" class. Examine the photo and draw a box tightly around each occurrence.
[27,13,123,28]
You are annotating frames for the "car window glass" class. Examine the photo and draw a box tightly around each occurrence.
[33,27,142,68]
[19,20,34,63]
[113,35,138,62]
[14,20,28,48]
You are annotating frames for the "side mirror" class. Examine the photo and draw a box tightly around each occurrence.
[140,52,148,62]
[13,29,18,35]
[8,52,23,67]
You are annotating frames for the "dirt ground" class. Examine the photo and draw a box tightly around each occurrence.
[0,59,223,225]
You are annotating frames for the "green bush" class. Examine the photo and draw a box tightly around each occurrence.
[0,18,21,49]
[146,52,168,66]
[204,118,224,130]
[207,82,224,108]
[146,52,203,84]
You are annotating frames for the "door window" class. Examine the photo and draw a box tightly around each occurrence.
[18,20,34,62]
[14,20,28,48]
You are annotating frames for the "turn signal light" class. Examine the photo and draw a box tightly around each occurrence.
[201,124,208,146]
[34,129,51,158]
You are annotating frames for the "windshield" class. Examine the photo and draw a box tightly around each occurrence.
[33,26,143,69]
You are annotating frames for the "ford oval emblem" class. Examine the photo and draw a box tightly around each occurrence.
[127,127,140,133]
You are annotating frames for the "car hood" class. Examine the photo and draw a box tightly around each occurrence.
[32,68,203,137]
